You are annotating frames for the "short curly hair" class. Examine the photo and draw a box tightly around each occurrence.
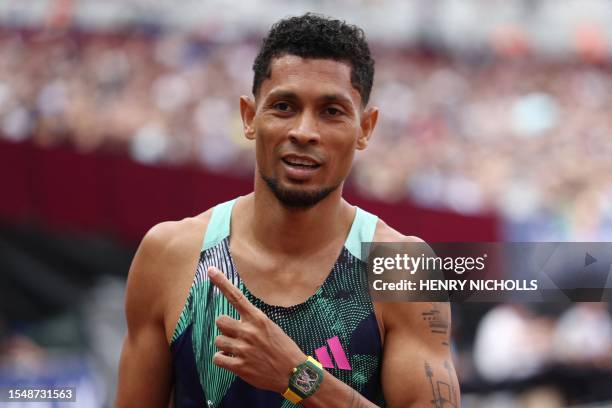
[252,13,375,106]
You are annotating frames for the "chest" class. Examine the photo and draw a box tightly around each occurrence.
[229,237,345,307]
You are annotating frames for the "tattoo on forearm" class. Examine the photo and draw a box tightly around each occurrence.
[424,360,458,407]
[421,303,450,346]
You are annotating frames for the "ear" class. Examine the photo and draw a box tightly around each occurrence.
[240,95,256,140]
[356,106,378,150]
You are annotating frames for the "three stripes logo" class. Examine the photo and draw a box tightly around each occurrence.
[314,336,352,370]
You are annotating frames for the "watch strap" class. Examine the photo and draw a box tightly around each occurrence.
[282,387,304,404]
[282,356,324,404]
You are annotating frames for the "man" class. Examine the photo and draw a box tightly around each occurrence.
[117,13,460,407]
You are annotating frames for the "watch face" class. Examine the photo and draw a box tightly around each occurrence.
[293,366,320,394]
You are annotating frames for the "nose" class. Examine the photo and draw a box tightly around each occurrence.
[288,111,320,145]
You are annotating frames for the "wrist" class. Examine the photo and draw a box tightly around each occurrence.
[282,356,325,404]
[277,352,307,393]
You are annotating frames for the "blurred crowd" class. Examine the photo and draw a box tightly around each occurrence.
[459,302,612,407]
[1,28,611,239]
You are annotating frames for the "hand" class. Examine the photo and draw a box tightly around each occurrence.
[207,266,308,393]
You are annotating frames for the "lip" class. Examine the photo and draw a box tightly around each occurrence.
[281,154,322,166]
[280,154,322,181]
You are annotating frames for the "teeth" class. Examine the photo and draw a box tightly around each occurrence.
[285,157,317,166]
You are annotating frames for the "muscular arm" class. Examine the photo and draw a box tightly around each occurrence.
[377,225,460,407]
[116,225,174,407]
[381,301,460,407]
[116,214,210,407]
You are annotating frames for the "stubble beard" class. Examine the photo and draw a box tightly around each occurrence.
[260,171,340,209]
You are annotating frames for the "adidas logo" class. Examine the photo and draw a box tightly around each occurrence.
[314,336,352,370]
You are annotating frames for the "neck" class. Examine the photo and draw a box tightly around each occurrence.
[240,175,353,255]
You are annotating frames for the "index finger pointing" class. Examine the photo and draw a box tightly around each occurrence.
[207,266,255,317]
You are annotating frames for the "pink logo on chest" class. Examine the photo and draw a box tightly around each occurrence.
[314,336,352,370]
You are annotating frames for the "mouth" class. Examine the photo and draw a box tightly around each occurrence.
[280,154,322,180]
[281,155,321,169]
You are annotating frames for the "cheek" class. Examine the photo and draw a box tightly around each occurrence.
[329,136,358,177]
[253,120,284,168]
[254,136,273,171]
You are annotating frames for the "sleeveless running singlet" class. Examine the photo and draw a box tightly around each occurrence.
[170,198,385,407]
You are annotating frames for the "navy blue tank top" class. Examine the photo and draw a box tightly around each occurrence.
[170,198,385,407]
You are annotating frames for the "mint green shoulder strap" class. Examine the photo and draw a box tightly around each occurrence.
[202,198,238,251]
[345,206,379,262]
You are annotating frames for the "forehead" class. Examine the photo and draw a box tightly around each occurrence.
[259,55,362,106]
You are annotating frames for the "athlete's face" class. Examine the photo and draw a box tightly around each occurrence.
[240,55,378,208]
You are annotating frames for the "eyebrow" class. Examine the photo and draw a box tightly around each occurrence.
[265,89,356,108]
[319,93,355,108]
[266,90,299,101]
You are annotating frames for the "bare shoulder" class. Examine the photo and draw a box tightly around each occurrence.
[373,217,425,243]
[125,209,213,328]
[140,210,213,263]
[134,210,213,285]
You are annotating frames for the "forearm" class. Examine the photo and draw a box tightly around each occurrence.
[300,373,378,408]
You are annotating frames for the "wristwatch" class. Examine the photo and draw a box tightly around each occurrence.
[282,356,324,404]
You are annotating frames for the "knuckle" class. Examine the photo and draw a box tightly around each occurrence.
[229,291,243,304]
[240,326,256,341]
[216,315,227,327]
[235,344,247,355]
[214,336,223,347]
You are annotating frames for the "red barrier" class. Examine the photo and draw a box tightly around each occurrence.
[0,140,499,243]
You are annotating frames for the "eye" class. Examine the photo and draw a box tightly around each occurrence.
[324,107,343,116]
[273,102,292,112]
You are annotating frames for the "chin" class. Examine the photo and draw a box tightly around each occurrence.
[261,173,339,209]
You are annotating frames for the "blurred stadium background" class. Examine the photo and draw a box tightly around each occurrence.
[1,0,612,407]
